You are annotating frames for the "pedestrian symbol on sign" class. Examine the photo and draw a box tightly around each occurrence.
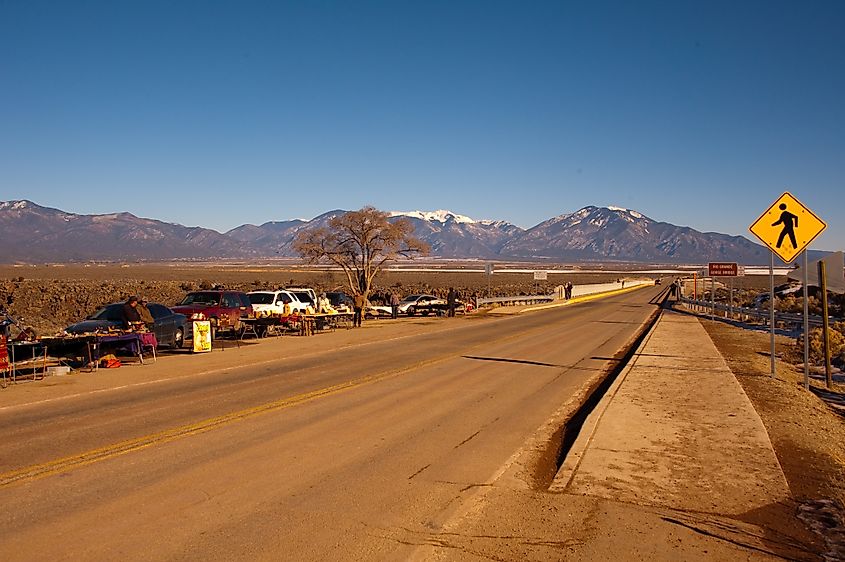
[749,192,826,264]
[772,203,798,250]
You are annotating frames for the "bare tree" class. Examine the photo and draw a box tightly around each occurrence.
[294,207,429,298]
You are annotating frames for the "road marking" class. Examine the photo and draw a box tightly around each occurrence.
[0,356,450,489]
[520,283,651,313]
[0,286,658,488]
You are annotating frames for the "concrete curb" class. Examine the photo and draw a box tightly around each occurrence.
[548,309,660,492]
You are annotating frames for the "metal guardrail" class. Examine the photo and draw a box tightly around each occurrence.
[680,297,826,328]
[477,280,654,308]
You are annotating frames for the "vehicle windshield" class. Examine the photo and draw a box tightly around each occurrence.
[401,295,422,302]
[88,304,123,321]
[248,293,275,305]
[293,291,313,303]
[179,292,220,306]
[327,293,346,305]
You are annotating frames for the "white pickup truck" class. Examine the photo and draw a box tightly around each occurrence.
[247,290,310,315]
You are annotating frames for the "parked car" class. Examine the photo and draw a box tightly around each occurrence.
[247,289,309,315]
[172,290,253,337]
[286,287,317,309]
[365,304,392,318]
[399,294,467,316]
[326,291,353,313]
[65,302,187,348]
[399,294,445,316]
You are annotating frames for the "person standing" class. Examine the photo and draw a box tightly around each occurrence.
[390,290,400,319]
[447,287,457,317]
[137,297,155,329]
[353,293,366,327]
[122,296,142,330]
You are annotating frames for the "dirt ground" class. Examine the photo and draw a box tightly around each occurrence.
[700,314,845,557]
[0,263,652,337]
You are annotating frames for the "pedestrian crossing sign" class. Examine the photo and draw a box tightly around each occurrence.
[749,192,827,263]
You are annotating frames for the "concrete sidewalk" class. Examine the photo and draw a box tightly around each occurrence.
[552,310,790,512]
[425,309,817,561]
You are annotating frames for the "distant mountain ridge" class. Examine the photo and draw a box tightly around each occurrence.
[0,199,798,264]
[0,200,250,262]
[501,206,772,263]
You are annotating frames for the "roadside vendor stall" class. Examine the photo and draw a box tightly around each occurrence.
[239,312,353,339]
[2,335,48,385]
[39,331,157,369]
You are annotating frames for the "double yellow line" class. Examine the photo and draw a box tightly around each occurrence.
[0,367,407,489]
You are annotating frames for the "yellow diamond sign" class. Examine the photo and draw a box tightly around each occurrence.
[749,192,827,263]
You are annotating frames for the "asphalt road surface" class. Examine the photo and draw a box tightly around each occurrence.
[0,286,662,561]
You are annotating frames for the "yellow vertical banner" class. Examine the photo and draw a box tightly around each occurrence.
[192,321,212,353]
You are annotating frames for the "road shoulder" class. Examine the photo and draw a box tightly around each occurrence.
[421,309,826,561]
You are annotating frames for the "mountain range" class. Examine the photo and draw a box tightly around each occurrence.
[0,200,784,264]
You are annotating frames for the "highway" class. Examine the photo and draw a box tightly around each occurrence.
[0,286,662,561]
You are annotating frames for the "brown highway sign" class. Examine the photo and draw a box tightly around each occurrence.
[708,262,738,277]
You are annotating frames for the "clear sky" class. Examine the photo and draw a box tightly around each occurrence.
[1,0,842,250]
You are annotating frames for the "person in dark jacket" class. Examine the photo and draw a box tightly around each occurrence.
[137,297,155,329]
[353,293,366,327]
[122,296,142,329]
[447,287,457,317]
[390,291,400,319]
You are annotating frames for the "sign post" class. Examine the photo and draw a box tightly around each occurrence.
[708,263,739,319]
[803,250,809,390]
[533,270,547,294]
[485,263,493,297]
[749,192,827,380]
[819,260,833,389]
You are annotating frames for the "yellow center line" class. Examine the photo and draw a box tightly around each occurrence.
[0,358,439,489]
[521,283,652,313]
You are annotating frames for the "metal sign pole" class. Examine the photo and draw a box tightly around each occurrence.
[694,272,697,300]
[770,252,776,378]
[818,260,833,389]
[711,277,715,320]
[729,277,733,319]
[803,250,809,390]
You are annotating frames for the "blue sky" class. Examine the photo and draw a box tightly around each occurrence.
[1,0,842,250]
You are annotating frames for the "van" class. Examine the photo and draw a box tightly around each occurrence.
[286,287,317,308]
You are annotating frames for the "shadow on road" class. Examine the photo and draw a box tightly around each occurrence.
[462,355,560,368]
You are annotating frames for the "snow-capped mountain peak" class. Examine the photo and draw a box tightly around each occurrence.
[390,209,477,224]
[607,206,645,220]
[0,200,32,211]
